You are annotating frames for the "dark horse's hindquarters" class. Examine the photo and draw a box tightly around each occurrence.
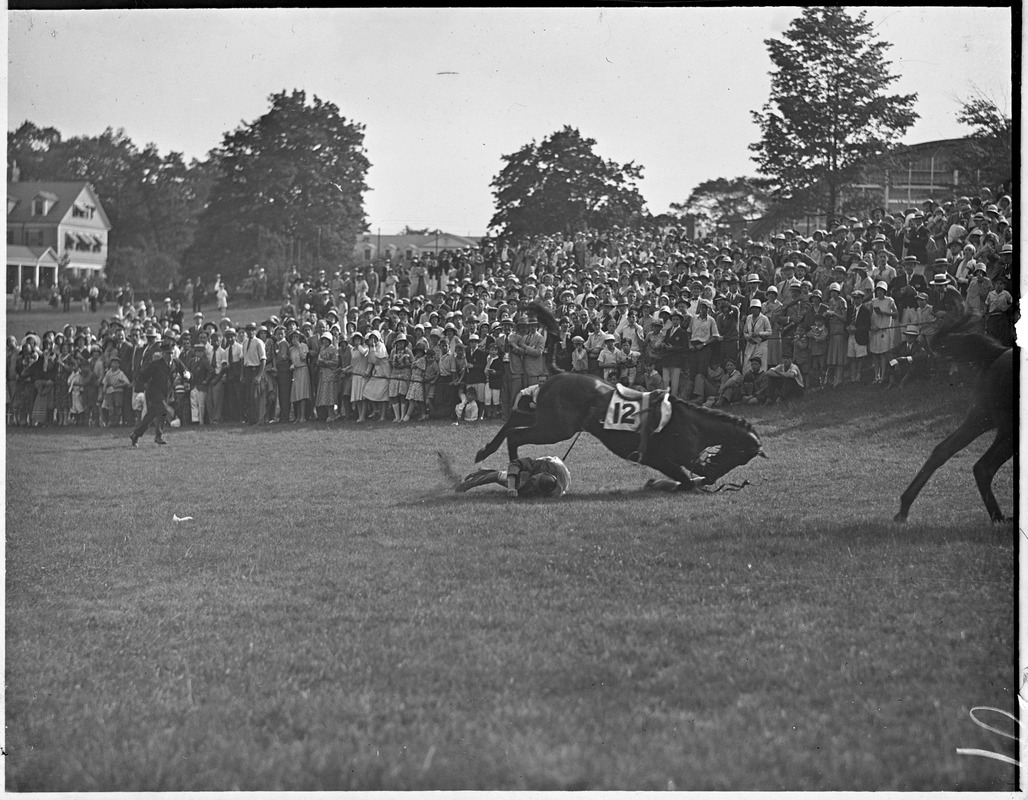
[895,331,1014,522]
[475,372,764,488]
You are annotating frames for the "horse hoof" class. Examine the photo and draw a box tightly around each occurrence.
[893,512,907,523]
[474,448,487,463]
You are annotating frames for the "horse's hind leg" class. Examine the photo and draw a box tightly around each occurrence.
[973,429,1013,523]
[894,413,991,522]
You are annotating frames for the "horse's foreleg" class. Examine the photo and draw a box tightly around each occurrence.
[506,418,578,463]
[972,430,1014,523]
[475,424,509,463]
[894,414,991,522]
[475,410,534,463]
[645,456,705,491]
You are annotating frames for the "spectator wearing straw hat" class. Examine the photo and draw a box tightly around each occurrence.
[928,270,965,328]
[890,256,928,328]
[846,289,871,383]
[742,297,772,372]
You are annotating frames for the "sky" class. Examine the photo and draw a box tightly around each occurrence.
[6,7,1014,237]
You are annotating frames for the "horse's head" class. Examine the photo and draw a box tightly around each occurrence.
[668,400,766,482]
[692,431,765,482]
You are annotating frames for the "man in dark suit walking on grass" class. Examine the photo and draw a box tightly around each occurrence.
[130,341,189,447]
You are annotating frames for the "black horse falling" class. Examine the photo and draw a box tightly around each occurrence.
[475,303,765,488]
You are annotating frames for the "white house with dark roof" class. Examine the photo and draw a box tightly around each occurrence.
[6,179,112,291]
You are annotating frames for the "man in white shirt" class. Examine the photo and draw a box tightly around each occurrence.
[240,322,267,424]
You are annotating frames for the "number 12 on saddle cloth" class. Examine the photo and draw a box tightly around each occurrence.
[602,385,672,433]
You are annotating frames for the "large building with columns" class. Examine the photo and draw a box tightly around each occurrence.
[6,180,111,292]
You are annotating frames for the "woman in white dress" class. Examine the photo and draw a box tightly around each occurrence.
[362,330,391,420]
[349,331,369,422]
[868,281,899,384]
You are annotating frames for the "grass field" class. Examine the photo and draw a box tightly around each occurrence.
[5,355,1017,789]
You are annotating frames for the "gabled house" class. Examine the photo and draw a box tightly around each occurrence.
[6,180,112,291]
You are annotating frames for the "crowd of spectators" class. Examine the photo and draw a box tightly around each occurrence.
[7,186,1016,430]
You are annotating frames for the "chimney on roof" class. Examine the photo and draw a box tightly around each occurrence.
[10,160,20,182]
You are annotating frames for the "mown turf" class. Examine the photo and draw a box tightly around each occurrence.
[5,380,1016,790]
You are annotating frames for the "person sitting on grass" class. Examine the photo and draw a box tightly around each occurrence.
[741,356,766,405]
[760,352,804,404]
[886,325,930,389]
[691,360,725,407]
[710,358,743,407]
[455,455,571,499]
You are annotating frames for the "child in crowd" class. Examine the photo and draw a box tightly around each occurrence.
[643,365,664,392]
[101,355,131,426]
[597,334,626,383]
[68,359,98,425]
[791,324,812,384]
[483,342,503,419]
[403,343,428,422]
[422,348,439,418]
[454,386,479,423]
[808,316,829,389]
[570,336,589,373]
[619,338,640,387]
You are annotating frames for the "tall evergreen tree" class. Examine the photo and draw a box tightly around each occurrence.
[489,126,645,237]
[749,7,918,223]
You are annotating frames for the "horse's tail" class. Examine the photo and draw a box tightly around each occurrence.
[525,301,564,375]
[933,330,1010,369]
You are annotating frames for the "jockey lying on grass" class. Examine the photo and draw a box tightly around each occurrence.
[456,455,571,499]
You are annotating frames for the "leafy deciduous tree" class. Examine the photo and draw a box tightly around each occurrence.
[671,176,770,233]
[953,91,1012,193]
[489,126,646,237]
[749,6,918,222]
[189,90,370,281]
